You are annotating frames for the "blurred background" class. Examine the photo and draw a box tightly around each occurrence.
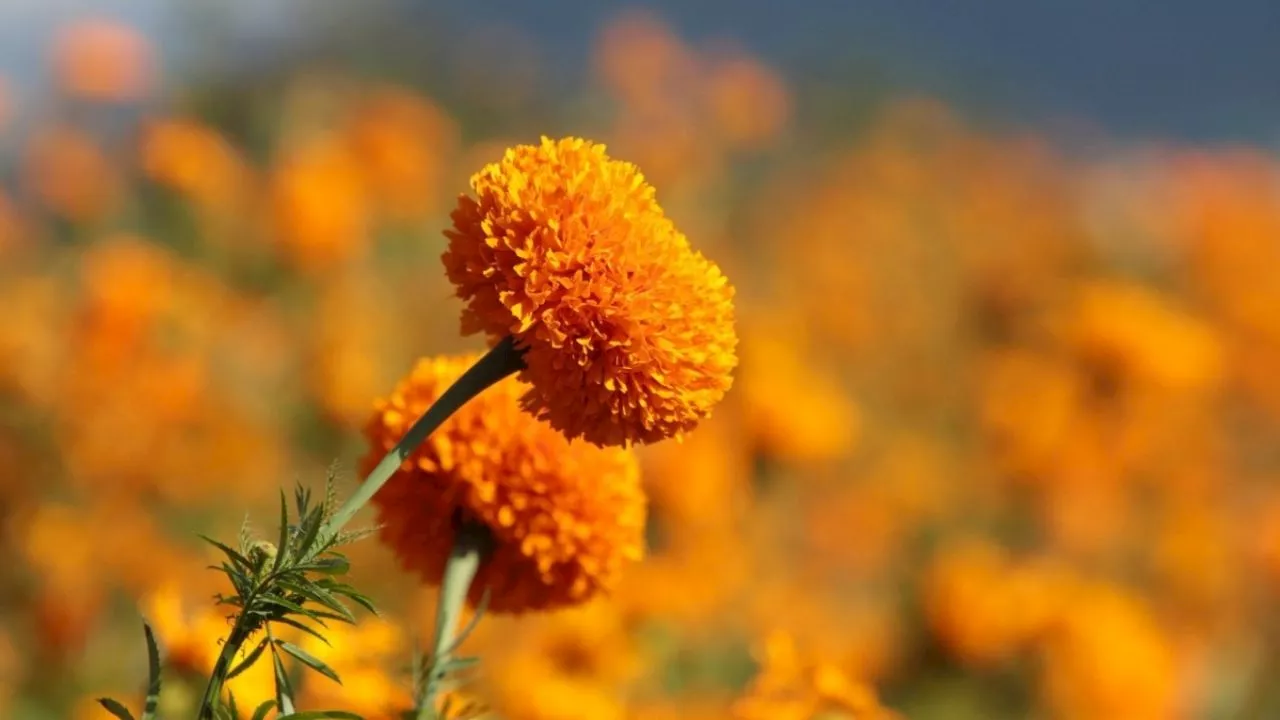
[2,2,1280,718]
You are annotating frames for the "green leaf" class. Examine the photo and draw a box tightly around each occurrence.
[96,698,136,720]
[227,638,270,680]
[275,707,366,712]
[316,579,377,616]
[298,504,325,558]
[270,615,331,644]
[294,484,311,521]
[438,655,480,674]
[200,535,253,571]
[250,699,277,720]
[449,588,489,652]
[300,555,351,575]
[278,580,355,623]
[334,526,379,547]
[271,643,297,715]
[239,515,254,555]
[141,622,162,720]
[276,640,342,684]
[258,593,322,620]
[322,465,340,517]
[215,589,246,608]
[216,561,249,596]
[275,489,291,572]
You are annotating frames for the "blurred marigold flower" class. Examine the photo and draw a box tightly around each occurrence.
[443,136,737,447]
[483,601,640,720]
[924,539,1072,667]
[705,53,791,150]
[52,18,156,101]
[593,10,698,115]
[141,118,249,213]
[362,353,647,613]
[1056,280,1224,392]
[737,316,859,463]
[142,583,278,712]
[1040,582,1181,720]
[344,87,456,220]
[297,617,413,718]
[732,632,901,720]
[271,133,369,273]
[24,126,120,221]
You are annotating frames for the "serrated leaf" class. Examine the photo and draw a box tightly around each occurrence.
[323,465,340,516]
[217,561,249,594]
[296,556,350,575]
[449,588,489,652]
[316,579,377,616]
[227,638,270,680]
[334,526,378,547]
[271,615,331,644]
[141,622,162,720]
[298,506,325,557]
[278,580,355,623]
[305,609,350,624]
[271,643,297,714]
[294,484,311,520]
[275,490,291,572]
[276,640,342,684]
[438,655,480,674]
[239,515,254,554]
[96,698,136,720]
[259,593,322,620]
[250,699,277,720]
[201,535,254,571]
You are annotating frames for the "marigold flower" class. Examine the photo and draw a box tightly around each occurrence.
[443,136,737,447]
[483,602,640,720]
[24,126,119,221]
[362,353,646,613]
[142,583,279,712]
[141,118,249,213]
[52,19,155,101]
[732,632,901,720]
[296,617,413,718]
[1040,583,1180,720]
[271,133,369,273]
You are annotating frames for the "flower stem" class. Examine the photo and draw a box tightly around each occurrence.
[418,522,492,719]
[196,617,253,719]
[319,336,524,545]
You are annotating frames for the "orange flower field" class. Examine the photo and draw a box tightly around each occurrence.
[0,8,1278,720]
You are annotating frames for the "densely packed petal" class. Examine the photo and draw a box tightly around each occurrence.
[362,354,646,613]
[443,136,737,446]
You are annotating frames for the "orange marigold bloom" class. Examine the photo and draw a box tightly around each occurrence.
[141,118,249,212]
[443,136,737,446]
[362,354,647,613]
[733,632,901,720]
[52,19,155,101]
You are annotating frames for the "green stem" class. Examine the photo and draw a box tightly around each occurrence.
[418,522,491,719]
[196,617,253,720]
[319,336,524,546]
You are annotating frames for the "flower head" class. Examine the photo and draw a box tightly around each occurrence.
[443,136,737,446]
[362,354,646,613]
[732,632,901,720]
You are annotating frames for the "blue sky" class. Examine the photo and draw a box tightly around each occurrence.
[0,0,1276,143]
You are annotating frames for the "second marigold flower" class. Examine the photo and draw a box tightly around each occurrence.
[443,136,738,447]
[362,354,647,614]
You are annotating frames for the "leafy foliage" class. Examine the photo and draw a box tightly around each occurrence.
[197,471,377,718]
[102,470,380,719]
